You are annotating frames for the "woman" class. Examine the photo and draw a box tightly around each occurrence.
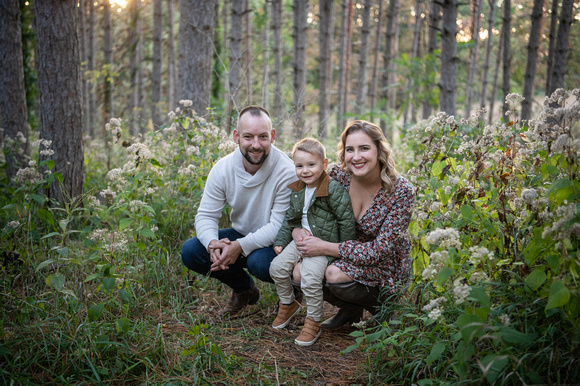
[292,120,415,329]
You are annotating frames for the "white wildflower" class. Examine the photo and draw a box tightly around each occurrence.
[452,278,471,305]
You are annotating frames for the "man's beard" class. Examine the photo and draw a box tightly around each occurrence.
[242,148,269,165]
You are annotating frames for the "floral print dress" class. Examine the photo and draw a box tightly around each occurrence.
[329,165,415,291]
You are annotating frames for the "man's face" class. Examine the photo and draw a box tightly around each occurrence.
[233,113,276,172]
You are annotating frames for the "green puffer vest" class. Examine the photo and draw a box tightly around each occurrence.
[274,171,356,260]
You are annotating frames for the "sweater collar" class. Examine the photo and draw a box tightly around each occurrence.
[234,145,282,188]
[288,170,330,197]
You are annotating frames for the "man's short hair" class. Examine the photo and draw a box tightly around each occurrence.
[292,138,326,161]
[237,106,272,131]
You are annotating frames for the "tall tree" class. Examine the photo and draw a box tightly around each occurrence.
[501,0,511,123]
[128,0,143,135]
[369,0,384,121]
[167,0,176,111]
[292,0,309,137]
[318,0,335,139]
[355,0,372,115]
[439,0,458,116]
[404,0,423,125]
[272,0,284,120]
[548,0,575,96]
[78,0,88,135]
[179,0,216,117]
[151,0,163,127]
[465,0,482,117]
[244,0,252,104]
[87,0,96,136]
[489,23,503,123]
[480,0,495,110]
[380,0,400,139]
[422,0,441,119]
[103,0,114,122]
[262,0,270,109]
[521,0,544,121]
[545,0,559,96]
[0,0,30,181]
[228,0,244,125]
[337,0,352,131]
[35,0,84,202]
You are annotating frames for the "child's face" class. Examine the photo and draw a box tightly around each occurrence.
[293,150,328,188]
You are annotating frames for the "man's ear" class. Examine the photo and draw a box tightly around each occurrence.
[271,129,276,142]
[233,129,239,144]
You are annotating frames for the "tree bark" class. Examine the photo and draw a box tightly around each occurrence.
[272,0,284,120]
[489,23,503,123]
[439,0,458,116]
[262,0,270,109]
[318,0,335,139]
[128,0,143,135]
[179,0,216,117]
[35,0,84,203]
[545,0,559,96]
[102,0,113,170]
[465,0,482,117]
[87,0,96,136]
[480,0,495,110]
[422,0,441,119]
[293,0,309,138]
[0,0,30,181]
[229,0,244,120]
[355,0,372,115]
[380,0,400,139]
[151,0,163,127]
[78,0,88,135]
[521,0,544,121]
[244,0,252,105]
[548,0,575,96]
[501,0,511,122]
[369,0,384,121]
[404,0,423,125]
[167,0,176,112]
[337,0,351,131]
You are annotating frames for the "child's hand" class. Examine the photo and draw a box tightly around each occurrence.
[274,245,283,254]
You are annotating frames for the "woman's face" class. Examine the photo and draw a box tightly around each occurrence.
[344,130,380,179]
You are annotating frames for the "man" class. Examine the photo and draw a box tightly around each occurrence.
[181,106,297,316]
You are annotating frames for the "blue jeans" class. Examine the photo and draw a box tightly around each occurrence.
[180,228,276,293]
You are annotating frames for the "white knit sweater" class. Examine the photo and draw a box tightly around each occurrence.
[194,145,297,255]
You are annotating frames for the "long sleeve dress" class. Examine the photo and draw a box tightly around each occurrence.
[328,164,415,292]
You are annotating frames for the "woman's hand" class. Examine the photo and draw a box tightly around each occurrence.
[295,235,339,258]
[292,227,311,242]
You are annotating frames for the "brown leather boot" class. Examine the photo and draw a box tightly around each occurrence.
[219,283,259,317]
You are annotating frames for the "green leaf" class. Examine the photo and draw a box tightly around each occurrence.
[54,172,63,184]
[426,342,445,365]
[36,258,56,272]
[546,179,574,205]
[102,277,116,292]
[88,303,105,322]
[56,247,69,257]
[59,219,69,231]
[457,313,483,344]
[499,326,535,345]
[119,218,133,230]
[432,160,446,178]
[45,274,64,291]
[525,269,547,292]
[150,158,162,167]
[84,273,100,282]
[119,289,133,303]
[480,354,509,383]
[139,228,156,239]
[436,267,454,285]
[116,318,131,334]
[468,287,490,308]
[46,160,55,170]
[37,208,55,227]
[41,232,61,239]
[461,205,474,221]
[28,194,45,205]
[546,280,570,310]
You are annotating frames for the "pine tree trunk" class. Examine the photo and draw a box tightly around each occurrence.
[78,0,88,135]
[465,0,482,117]
[0,0,30,181]
[404,0,423,125]
[229,0,244,119]
[545,0,559,96]
[293,0,309,138]
[35,0,84,203]
[262,0,270,109]
[355,0,372,115]
[151,0,163,127]
[521,0,543,121]
[380,0,400,139]
[102,0,113,170]
[369,0,384,121]
[272,0,284,121]
[179,0,216,117]
[87,0,96,136]
[501,0,511,123]
[489,23,503,123]
[480,0,495,110]
[318,0,335,139]
[128,0,141,135]
[244,0,252,105]
[337,0,350,131]
[167,0,176,111]
[548,0,575,96]
[422,0,440,119]
[440,0,458,116]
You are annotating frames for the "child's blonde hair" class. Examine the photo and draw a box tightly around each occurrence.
[292,138,326,161]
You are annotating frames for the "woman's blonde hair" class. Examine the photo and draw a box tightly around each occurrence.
[337,120,399,193]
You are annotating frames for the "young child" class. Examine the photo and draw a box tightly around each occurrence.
[269,138,356,346]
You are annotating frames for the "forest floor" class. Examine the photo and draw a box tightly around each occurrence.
[159,278,373,385]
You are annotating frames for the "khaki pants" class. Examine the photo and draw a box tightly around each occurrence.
[269,241,328,321]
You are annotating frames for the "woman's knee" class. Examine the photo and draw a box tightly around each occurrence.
[325,265,352,283]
